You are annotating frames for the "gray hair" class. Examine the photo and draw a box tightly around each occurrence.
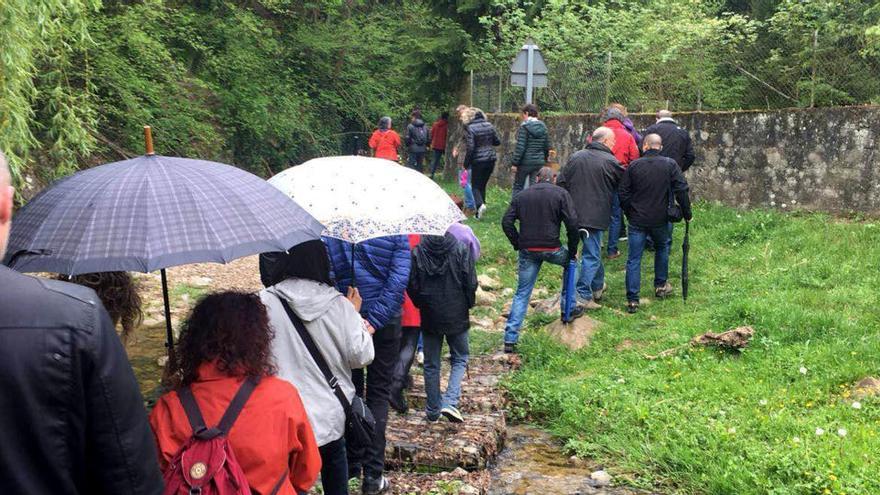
[378,116,392,130]
[643,133,663,149]
[657,109,673,120]
[603,107,626,123]
[535,166,557,184]
[592,127,615,144]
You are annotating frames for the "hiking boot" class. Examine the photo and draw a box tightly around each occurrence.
[389,388,408,415]
[581,300,602,310]
[426,414,441,423]
[654,283,674,299]
[627,301,639,314]
[504,342,517,354]
[592,283,608,302]
[607,251,621,260]
[362,475,390,495]
[441,405,464,423]
[568,306,586,321]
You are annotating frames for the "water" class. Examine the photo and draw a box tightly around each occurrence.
[488,425,657,495]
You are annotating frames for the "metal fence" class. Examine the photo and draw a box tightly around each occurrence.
[471,26,880,114]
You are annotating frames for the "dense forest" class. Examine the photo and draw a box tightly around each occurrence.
[2,0,880,193]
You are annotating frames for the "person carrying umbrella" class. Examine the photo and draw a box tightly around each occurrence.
[0,151,164,494]
[618,134,692,314]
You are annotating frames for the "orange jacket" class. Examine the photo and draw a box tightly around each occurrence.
[150,363,322,495]
[603,119,640,167]
[369,129,401,161]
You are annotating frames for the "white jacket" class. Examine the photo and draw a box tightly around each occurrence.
[261,278,374,446]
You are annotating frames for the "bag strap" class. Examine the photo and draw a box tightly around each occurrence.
[276,296,353,415]
[178,376,260,439]
[268,468,289,495]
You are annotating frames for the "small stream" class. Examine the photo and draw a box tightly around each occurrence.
[488,425,656,495]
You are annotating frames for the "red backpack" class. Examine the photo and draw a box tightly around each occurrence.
[162,377,288,495]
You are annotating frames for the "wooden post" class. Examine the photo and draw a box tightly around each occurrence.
[143,126,155,155]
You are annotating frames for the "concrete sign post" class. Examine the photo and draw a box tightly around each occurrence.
[510,39,548,104]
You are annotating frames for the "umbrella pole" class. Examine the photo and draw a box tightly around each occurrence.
[160,268,175,354]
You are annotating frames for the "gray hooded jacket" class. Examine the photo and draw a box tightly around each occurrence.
[261,278,374,446]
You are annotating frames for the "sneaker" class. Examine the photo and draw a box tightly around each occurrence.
[607,251,621,260]
[592,283,608,302]
[504,342,517,354]
[619,235,628,241]
[567,306,586,321]
[417,351,424,366]
[476,204,487,219]
[362,475,390,495]
[389,388,408,414]
[441,405,464,423]
[581,300,602,310]
[426,414,440,423]
[627,301,639,314]
[655,283,674,299]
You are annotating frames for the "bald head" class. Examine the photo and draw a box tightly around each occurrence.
[0,150,14,259]
[643,133,663,151]
[592,126,616,149]
[657,109,673,120]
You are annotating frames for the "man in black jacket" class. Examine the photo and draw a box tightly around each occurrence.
[501,167,581,353]
[619,134,692,313]
[558,127,625,310]
[408,233,477,424]
[0,151,164,495]
[643,110,696,172]
[464,110,501,219]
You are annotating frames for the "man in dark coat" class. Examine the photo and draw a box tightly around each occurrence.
[502,167,581,353]
[619,134,692,314]
[643,110,696,172]
[408,233,477,424]
[0,151,164,495]
[511,103,551,197]
[404,109,430,173]
[558,127,624,310]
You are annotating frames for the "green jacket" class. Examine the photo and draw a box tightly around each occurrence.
[512,119,550,171]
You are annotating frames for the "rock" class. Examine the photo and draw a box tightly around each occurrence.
[692,326,754,351]
[589,470,612,487]
[485,267,498,275]
[470,317,494,330]
[854,376,880,398]
[532,295,560,314]
[188,276,213,287]
[459,484,479,494]
[451,467,469,477]
[478,274,503,291]
[568,455,580,465]
[157,356,169,367]
[533,287,549,298]
[476,287,497,306]
[544,316,601,351]
[501,287,514,297]
[141,317,163,328]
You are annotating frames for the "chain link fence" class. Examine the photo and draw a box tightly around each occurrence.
[471,25,880,114]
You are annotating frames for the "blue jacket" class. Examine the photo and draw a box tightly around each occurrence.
[324,235,411,329]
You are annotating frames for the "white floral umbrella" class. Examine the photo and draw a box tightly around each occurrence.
[268,156,465,243]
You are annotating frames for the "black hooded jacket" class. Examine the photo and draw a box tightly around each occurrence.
[407,234,477,336]
[465,114,501,166]
[405,118,430,153]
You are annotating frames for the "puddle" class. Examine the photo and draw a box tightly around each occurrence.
[488,425,656,495]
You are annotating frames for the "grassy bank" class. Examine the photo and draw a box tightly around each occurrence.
[456,183,880,495]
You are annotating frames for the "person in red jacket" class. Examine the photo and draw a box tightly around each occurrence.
[150,291,322,495]
[369,116,402,162]
[389,234,422,413]
[599,106,639,258]
[429,112,449,179]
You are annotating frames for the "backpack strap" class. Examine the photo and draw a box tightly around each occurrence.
[276,295,353,416]
[268,468,289,495]
[177,376,260,440]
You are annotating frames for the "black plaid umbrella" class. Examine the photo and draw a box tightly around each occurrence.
[3,153,324,349]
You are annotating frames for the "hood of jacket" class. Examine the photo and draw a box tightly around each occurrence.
[603,118,626,130]
[412,118,426,127]
[414,234,458,276]
[267,278,341,323]
[522,118,548,139]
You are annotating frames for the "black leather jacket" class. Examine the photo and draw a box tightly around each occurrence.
[0,266,164,495]
[464,115,501,167]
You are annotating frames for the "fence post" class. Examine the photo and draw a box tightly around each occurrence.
[810,28,818,108]
[469,70,474,106]
[603,52,612,108]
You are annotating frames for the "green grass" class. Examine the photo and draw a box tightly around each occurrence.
[442,181,880,494]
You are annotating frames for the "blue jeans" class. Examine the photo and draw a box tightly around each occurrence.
[462,169,476,210]
[505,248,570,344]
[607,192,625,255]
[423,330,469,419]
[625,224,671,302]
[577,229,605,301]
[319,436,349,495]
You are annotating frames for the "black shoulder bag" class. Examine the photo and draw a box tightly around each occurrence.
[666,169,684,223]
[277,297,376,448]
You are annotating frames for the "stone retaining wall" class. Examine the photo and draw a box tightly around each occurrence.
[446,106,880,215]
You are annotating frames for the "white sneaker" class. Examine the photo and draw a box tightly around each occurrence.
[417,351,424,366]
[476,204,487,219]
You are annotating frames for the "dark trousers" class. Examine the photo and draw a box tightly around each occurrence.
[347,316,402,479]
[320,436,349,495]
[392,326,420,393]
[407,151,425,172]
[429,149,444,178]
[471,160,495,210]
[512,167,540,197]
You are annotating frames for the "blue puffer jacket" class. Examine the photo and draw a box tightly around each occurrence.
[324,235,411,329]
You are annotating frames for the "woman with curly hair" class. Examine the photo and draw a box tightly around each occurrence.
[57,271,143,343]
[150,291,322,495]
